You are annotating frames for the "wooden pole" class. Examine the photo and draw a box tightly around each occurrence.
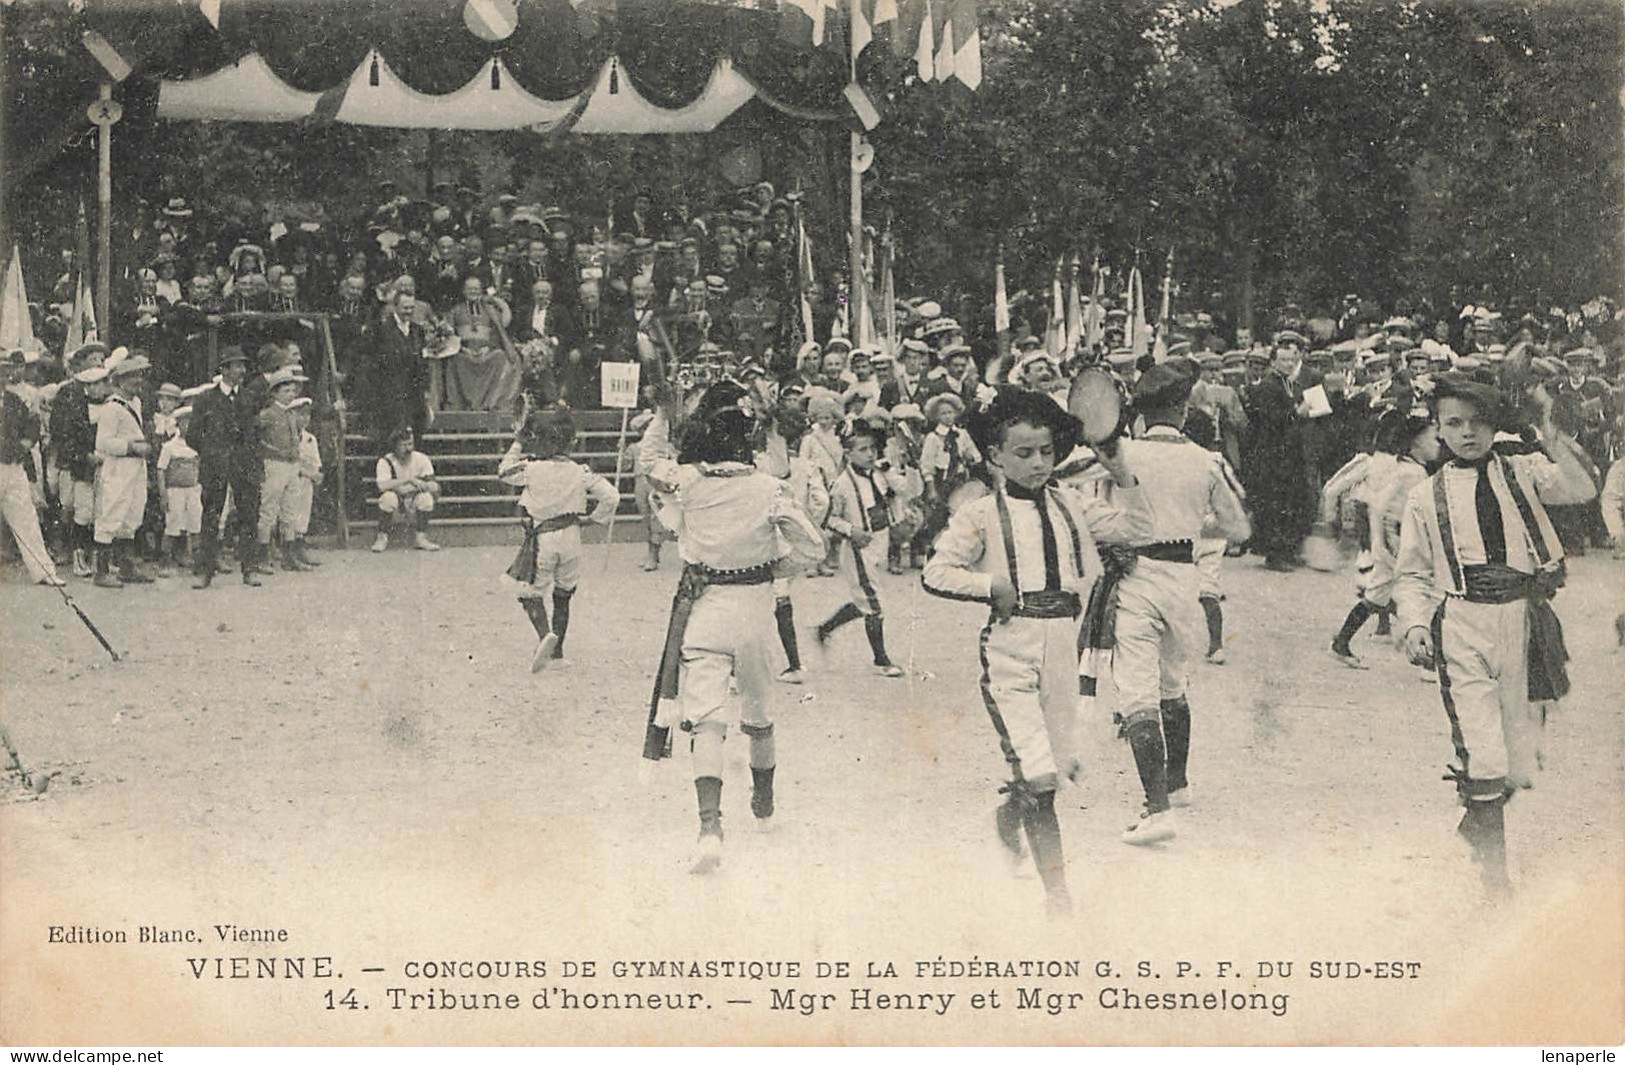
[602,406,630,571]
[317,314,350,548]
[96,83,112,337]
[847,0,863,348]
[0,6,10,259]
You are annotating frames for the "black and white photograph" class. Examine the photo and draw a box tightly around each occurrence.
[0,0,1621,1049]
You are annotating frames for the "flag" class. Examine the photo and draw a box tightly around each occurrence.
[934,4,955,82]
[797,212,816,343]
[781,0,830,48]
[1084,259,1106,350]
[0,248,38,355]
[1065,254,1084,356]
[81,29,134,82]
[851,0,899,56]
[880,234,897,357]
[948,0,981,89]
[993,253,1010,356]
[1128,266,1148,362]
[908,0,935,80]
[1152,248,1174,363]
[62,272,98,358]
[832,282,850,341]
[1045,257,1065,358]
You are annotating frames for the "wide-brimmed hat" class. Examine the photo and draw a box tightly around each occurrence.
[922,392,966,422]
[109,354,151,378]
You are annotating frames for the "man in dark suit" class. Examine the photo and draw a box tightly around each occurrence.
[365,287,432,450]
[189,347,266,588]
[1241,330,1315,570]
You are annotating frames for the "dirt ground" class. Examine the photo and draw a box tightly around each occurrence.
[1,541,1621,1046]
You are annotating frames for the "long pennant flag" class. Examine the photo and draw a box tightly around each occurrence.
[1065,254,1084,357]
[797,211,816,343]
[1045,257,1066,359]
[1084,258,1106,351]
[62,271,98,358]
[0,248,39,355]
[1128,265,1149,361]
[993,249,1010,358]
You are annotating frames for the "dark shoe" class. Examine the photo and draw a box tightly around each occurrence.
[93,571,124,589]
[1263,557,1297,572]
[293,542,322,568]
[242,569,263,587]
[192,571,214,591]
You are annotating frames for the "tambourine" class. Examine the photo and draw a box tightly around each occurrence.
[1068,366,1127,445]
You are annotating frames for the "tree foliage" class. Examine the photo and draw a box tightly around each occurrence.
[3,0,1619,327]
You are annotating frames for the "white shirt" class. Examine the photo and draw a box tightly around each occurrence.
[376,450,434,490]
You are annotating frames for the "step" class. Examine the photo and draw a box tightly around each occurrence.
[339,515,649,548]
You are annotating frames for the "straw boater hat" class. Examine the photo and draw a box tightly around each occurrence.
[922,392,966,423]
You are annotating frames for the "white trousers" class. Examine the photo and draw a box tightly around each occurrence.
[1112,559,1204,722]
[679,583,775,731]
[1435,597,1546,791]
[979,614,1084,791]
[838,534,888,615]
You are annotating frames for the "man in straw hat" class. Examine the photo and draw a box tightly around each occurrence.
[189,345,267,588]
[50,343,109,577]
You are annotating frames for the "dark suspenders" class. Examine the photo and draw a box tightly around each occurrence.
[1434,458,1557,594]
[993,484,1084,607]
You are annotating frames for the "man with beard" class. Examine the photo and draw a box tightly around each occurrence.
[365,286,432,449]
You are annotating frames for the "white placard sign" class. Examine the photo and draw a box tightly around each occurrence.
[600,359,641,409]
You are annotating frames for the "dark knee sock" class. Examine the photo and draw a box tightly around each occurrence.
[551,588,574,655]
[863,614,892,666]
[1373,605,1393,636]
[1125,718,1170,813]
[519,597,550,639]
[1022,790,1069,903]
[1333,600,1375,651]
[774,596,801,671]
[695,776,723,836]
[1161,697,1191,792]
[818,602,863,638]
[1200,595,1223,654]
[1458,798,1509,887]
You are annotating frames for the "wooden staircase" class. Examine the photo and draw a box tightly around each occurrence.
[340,410,643,547]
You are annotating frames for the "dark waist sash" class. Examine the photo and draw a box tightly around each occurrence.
[534,512,581,533]
[1079,543,1138,652]
[1455,563,1570,702]
[1010,589,1081,620]
[642,561,776,762]
[1138,540,1195,564]
[504,513,585,585]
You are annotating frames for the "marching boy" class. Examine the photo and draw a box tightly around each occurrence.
[923,389,1152,915]
[285,396,323,569]
[814,421,905,678]
[1393,373,1595,896]
[156,406,203,575]
[256,367,310,572]
[499,408,619,672]
[645,381,826,873]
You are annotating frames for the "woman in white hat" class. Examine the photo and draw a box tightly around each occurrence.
[91,355,155,587]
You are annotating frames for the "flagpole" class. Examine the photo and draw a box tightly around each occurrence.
[96,82,112,337]
[0,6,9,258]
[848,0,864,353]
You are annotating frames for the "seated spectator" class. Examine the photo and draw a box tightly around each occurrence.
[373,426,440,553]
[446,275,519,411]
